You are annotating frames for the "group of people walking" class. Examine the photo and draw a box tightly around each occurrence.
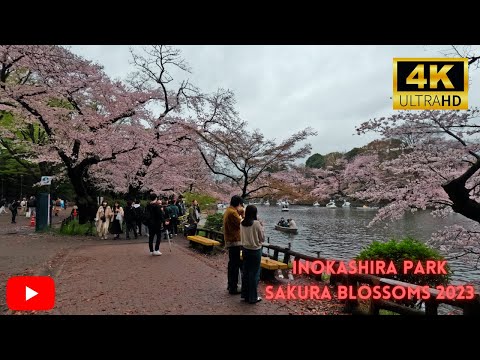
[93,193,266,305]
[223,195,265,305]
[95,197,188,242]
[140,194,200,255]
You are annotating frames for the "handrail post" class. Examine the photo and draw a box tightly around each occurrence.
[343,275,358,314]
[425,300,438,315]
[273,249,279,261]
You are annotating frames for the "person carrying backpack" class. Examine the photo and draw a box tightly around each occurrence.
[176,198,185,217]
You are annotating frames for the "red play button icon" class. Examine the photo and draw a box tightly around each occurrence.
[6,276,55,311]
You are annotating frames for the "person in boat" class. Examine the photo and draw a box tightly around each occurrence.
[277,217,287,227]
[287,219,297,229]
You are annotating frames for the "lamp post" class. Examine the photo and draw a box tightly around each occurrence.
[1,178,3,198]
[20,175,23,199]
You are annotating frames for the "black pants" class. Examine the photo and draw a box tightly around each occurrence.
[148,227,162,252]
[184,223,197,236]
[170,217,178,235]
[136,220,142,235]
[228,246,242,293]
[126,222,137,239]
[11,211,17,224]
[241,248,262,303]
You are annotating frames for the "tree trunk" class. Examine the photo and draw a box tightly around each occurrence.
[241,177,248,199]
[76,195,98,225]
[69,169,98,224]
[128,183,141,200]
[442,179,480,224]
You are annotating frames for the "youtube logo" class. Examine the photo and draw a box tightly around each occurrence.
[7,276,55,311]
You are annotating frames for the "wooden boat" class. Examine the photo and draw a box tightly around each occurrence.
[356,205,379,210]
[274,225,298,234]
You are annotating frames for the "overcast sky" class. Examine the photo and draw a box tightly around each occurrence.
[68,45,480,157]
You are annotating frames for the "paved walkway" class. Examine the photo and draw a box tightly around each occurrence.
[0,208,345,315]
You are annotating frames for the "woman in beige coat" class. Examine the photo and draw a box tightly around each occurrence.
[95,201,113,240]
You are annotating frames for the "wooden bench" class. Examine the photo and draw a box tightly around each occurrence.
[187,235,221,253]
[240,252,288,280]
[195,227,224,244]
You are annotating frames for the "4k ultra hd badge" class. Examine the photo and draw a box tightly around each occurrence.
[393,58,468,110]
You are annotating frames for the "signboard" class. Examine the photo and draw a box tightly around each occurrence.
[40,176,53,186]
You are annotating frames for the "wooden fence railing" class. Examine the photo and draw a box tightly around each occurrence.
[261,242,480,315]
[192,230,480,315]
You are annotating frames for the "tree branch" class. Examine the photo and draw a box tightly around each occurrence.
[197,147,240,184]
[245,185,271,197]
[0,138,39,176]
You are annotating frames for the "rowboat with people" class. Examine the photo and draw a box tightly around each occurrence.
[274,224,298,234]
[275,218,298,234]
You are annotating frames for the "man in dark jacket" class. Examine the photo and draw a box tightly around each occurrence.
[27,196,36,217]
[124,200,137,239]
[167,200,179,236]
[146,194,164,256]
[10,199,20,224]
[132,200,144,236]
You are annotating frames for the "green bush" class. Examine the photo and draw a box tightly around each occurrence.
[59,219,93,236]
[204,213,224,232]
[356,237,451,288]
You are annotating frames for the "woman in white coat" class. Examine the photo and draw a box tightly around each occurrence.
[95,201,113,240]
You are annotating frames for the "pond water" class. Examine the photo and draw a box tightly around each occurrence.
[229,205,480,290]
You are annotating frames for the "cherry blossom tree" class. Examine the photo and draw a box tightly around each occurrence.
[356,109,480,262]
[0,45,152,223]
[266,166,316,202]
[191,121,316,199]
[309,159,348,200]
[342,153,383,196]
[303,151,384,205]
[91,134,224,199]
[124,46,237,198]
